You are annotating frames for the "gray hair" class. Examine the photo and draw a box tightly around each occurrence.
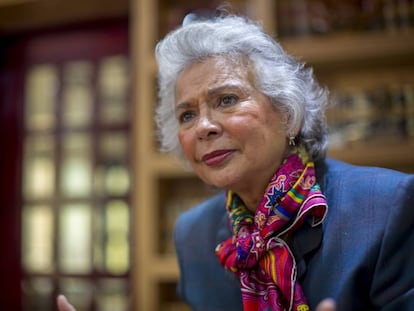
[155,14,329,161]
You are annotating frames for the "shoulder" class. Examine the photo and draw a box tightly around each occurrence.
[176,192,226,224]
[175,192,226,229]
[321,158,414,193]
[323,157,411,177]
[174,192,227,243]
[318,158,414,235]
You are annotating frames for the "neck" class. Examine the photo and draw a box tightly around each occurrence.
[231,150,294,214]
[232,168,282,214]
[236,190,263,214]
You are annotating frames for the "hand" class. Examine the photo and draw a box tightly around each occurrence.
[57,295,77,311]
[316,298,336,311]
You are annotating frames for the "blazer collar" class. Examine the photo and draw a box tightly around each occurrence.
[215,205,242,285]
[292,159,327,280]
[291,221,323,280]
[215,206,232,245]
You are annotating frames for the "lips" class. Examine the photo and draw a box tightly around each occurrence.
[201,149,234,166]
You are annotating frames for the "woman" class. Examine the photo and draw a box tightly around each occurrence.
[155,13,414,311]
[58,13,414,311]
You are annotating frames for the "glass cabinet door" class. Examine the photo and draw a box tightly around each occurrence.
[21,22,132,311]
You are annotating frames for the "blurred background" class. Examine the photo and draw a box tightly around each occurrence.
[0,0,413,310]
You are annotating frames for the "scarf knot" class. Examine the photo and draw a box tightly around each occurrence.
[216,147,328,311]
[236,230,265,269]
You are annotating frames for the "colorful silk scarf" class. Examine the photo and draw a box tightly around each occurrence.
[215,146,328,311]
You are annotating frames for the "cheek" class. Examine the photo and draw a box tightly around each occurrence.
[178,131,195,159]
[229,114,285,155]
[226,114,267,141]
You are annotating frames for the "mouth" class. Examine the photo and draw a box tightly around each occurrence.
[201,149,235,166]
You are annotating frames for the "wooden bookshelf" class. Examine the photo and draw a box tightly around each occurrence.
[0,0,128,32]
[281,29,414,66]
[328,140,414,172]
[131,0,414,310]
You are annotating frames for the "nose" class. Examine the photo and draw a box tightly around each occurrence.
[195,112,221,140]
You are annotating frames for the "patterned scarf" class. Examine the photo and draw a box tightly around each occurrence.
[215,146,328,311]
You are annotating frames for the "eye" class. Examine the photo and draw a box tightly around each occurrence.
[178,111,196,124]
[219,94,238,107]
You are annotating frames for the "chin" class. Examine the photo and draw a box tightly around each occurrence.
[199,168,238,189]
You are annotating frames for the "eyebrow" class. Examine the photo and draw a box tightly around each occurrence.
[175,101,191,112]
[175,83,246,112]
[207,83,245,97]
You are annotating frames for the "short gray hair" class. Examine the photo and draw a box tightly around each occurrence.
[155,14,329,161]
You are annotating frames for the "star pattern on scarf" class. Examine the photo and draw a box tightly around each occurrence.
[265,185,284,208]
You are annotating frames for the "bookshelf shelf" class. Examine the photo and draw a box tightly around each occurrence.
[150,154,192,177]
[328,139,414,169]
[281,28,414,66]
[150,256,180,281]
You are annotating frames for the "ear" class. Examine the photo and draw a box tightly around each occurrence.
[284,112,301,138]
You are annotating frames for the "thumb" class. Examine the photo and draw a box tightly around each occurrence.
[316,298,336,311]
[57,295,77,311]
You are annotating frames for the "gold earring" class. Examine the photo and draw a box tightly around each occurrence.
[289,136,296,146]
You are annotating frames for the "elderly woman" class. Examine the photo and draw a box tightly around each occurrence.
[154,14,414,311]
[57,13,414,311]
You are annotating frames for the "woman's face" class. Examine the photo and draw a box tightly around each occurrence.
[175,56,289,197]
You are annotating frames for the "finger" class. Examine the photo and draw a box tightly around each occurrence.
[57,295,77,311]
[316,298,336,311]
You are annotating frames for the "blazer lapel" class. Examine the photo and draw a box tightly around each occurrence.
[214,204,242,286]
[292,159,328,280]
[215,206,232,246]
[291,222,323,280]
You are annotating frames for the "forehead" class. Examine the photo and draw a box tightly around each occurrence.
[176,55,256,93]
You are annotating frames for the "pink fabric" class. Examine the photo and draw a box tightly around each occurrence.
[216,147,328,311]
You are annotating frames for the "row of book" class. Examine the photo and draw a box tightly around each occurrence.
[158,0,414,39]
[276,0,414,37]
[328,83,414,148]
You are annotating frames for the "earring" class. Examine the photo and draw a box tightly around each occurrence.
[289,136,296,146]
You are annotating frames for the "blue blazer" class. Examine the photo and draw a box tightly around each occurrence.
[174,159,414,311]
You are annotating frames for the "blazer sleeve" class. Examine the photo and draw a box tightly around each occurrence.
[370,173,414,310]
